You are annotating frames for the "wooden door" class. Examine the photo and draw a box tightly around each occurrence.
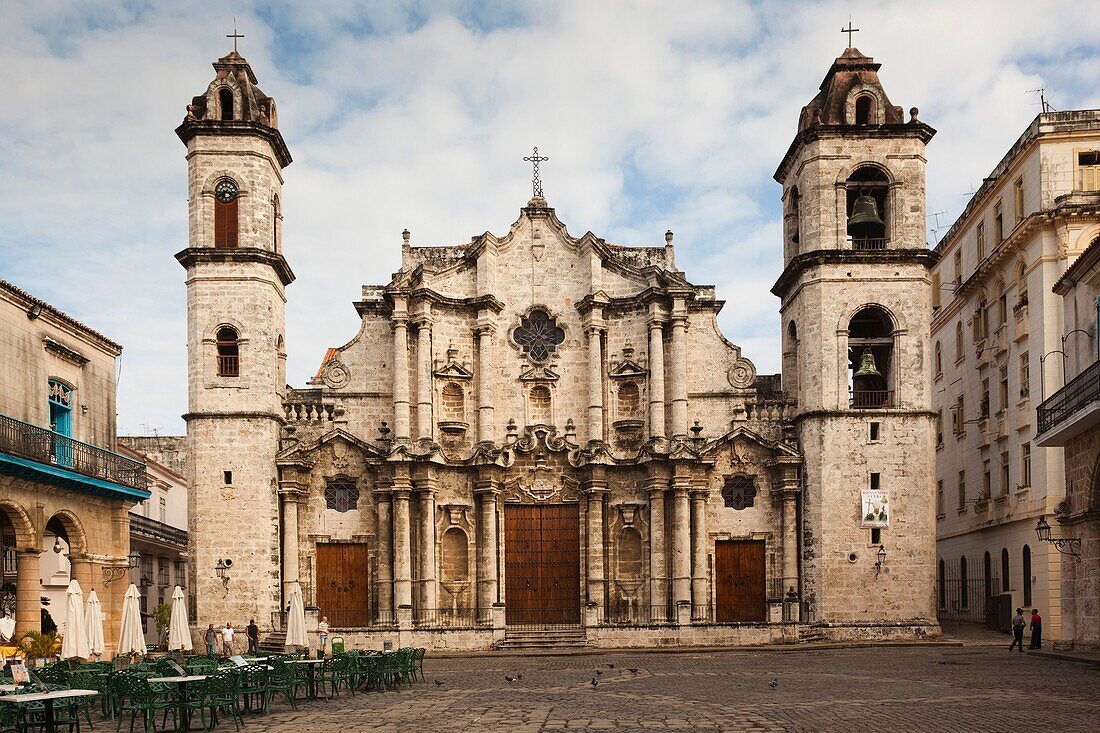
[504,505,580,625]
[714,540,766,622]
[315,543,370,627]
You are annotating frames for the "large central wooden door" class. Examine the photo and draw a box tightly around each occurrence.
[714,540,766,623]
[504,505,581,625]
[315,543,370,627]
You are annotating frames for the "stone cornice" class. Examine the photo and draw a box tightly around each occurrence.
[175,119,293,168]
[174,247,295,287]
[774,122,936,184]
[771,248,938,298]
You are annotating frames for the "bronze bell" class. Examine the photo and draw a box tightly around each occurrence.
[853,349,882,379]
[847,194,885,237]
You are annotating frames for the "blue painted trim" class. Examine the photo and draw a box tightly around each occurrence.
[0,451,150,502]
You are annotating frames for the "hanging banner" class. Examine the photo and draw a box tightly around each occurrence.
[861,490,890,528]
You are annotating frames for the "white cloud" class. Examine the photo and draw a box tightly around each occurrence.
[0,0,1097,435]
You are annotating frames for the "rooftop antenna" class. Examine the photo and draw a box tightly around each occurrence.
[927,209,950,243]
[1027,88,1054,113]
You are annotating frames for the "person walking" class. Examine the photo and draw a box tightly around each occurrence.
[247,618,259,654]
[203,624,217,657]
[221,622,235,657]
[1009,608,1026,653]
[317,616,330,658]
[1029,608,1043,649]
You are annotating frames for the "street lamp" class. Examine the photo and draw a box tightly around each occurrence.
[1035,515,1081,562]
[103,549,141,586]
[215,558,233,592]
[874,544,887,576]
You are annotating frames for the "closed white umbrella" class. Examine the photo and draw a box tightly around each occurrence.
[85,588,105,657]
[285,581,308,649]
[167,585,193,652]
[61,580,90,660]
[117,584,146,657]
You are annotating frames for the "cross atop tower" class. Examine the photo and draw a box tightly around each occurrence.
[523,147,549,198]
[840,17,858,47]
[227,17,245,53]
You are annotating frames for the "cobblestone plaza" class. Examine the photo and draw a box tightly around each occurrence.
[245,645,1099,732]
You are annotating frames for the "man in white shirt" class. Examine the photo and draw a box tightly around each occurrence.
[221,622,235,656]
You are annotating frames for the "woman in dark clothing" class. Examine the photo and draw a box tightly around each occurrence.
[1029,609,1043,649]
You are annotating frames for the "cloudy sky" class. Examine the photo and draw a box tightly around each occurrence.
[1,0,1097,435]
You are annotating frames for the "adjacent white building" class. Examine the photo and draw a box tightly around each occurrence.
[931,110,1100,642]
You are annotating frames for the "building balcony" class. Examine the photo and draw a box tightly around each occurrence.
[129,513,188,550]
[1035,359,1100,447]
[849,390,894,409]
[0,411,148,501]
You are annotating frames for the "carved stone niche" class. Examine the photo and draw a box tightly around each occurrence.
[437,503,474,610]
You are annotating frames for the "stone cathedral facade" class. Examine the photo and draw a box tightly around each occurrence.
[177,46,940,649]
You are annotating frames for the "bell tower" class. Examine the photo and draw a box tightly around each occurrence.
[175,49,293,627]
[772,46,940,634]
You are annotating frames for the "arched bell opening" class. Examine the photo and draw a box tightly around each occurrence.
[848,306,894,409]
[846,167,889,250]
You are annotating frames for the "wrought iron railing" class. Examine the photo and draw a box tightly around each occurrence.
[712,603,769,624]
[413,607,490,628]
[324,608,397,629]
[504,606,582,629]
[216,354,239,377]
[0,412,146,491]
[1036,358,1100,436]
[849,390,894,409]
[851,237,888,251]
[129,513,188,548]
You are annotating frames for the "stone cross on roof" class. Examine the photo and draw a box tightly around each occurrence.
[227,18,244,53]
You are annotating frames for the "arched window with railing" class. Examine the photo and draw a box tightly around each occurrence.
[1001,547,1010,592]
[845,166,889,250]
[848,306,893,409]
[216,327,240,377]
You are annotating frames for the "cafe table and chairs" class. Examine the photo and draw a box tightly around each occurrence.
[283,658,325,700]
[0,687,98,733]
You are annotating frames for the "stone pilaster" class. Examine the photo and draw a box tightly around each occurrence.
[584,473,608,608]
[778,460,802,596]
[476,322,496,444]
[669,298,689,439]
[690,486,709,618]
[415,311,433,441]
[475,473,501,613]
[587,325,605,443]
[392,473,413,608]
[392,296,411,441]
[670,476,692,605]
[278,485,301,598]
[418,482,438,612]
[374,490,394,619]
[647,474,667,620]
[647,313,666,439]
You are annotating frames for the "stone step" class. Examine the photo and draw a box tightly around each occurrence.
[499,628,587,649]
[259,632,288,653]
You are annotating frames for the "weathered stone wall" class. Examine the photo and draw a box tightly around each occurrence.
[1059,421,1100,649]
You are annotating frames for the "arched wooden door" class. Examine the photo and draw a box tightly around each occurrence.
[504,505,580,625]
[315,543,370,627]
[714,539,766,622]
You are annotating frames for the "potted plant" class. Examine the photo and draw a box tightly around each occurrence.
[153,603,172,651]
[19,630,60,667]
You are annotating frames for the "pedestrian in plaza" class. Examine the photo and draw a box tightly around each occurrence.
[1009,608,1026,653]
[247,618,259,654]
[1029,608,1043,649]
[203,624,217,656]
[317,616,330,658]
[222,622,235,657]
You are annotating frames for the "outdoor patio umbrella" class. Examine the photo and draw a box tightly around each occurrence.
[61,579,90,660]
[167,585,193,652]
[85,588,105,657]
[117,583,146,656]
[285,581,308,649]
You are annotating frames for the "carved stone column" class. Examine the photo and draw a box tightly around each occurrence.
[375,491,394,620]
[670,478,692,606]
[392,473,414,608]
[418,484,437,612]
[778,460,802,596]
[669,300,688,438]
[584,476,608,609]
[475,478,500,613]
[279,486,301,599]
[647,478,667,620]
[647,316,666,439]
[392,297,411,441]
[690,487,709,619]
[587,326,605,443]
[415,313,433,441]
[16,549,40,635]
[476,323,496,443]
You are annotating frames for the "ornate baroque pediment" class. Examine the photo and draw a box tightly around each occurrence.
[502,471,580,504]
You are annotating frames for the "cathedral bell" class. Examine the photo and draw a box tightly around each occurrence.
[847,194,885,238]
[853,349,882,379]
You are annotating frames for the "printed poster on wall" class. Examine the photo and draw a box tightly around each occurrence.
[861,490,889,528]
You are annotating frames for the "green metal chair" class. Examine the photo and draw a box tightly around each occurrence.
[183,672,241,733]
[412,648,427,682]
[262,660,299,712]
[234,664,269,715]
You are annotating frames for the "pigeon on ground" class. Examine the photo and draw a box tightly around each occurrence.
[434,680,444,686]
[505,675,518,682]
[769,678,778,689]
[595,670,603,676]
[628,668,638,675]
[591,677,599,687]
[608,664,615,669]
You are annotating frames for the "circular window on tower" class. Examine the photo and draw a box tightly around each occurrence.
[215,179,239,203]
